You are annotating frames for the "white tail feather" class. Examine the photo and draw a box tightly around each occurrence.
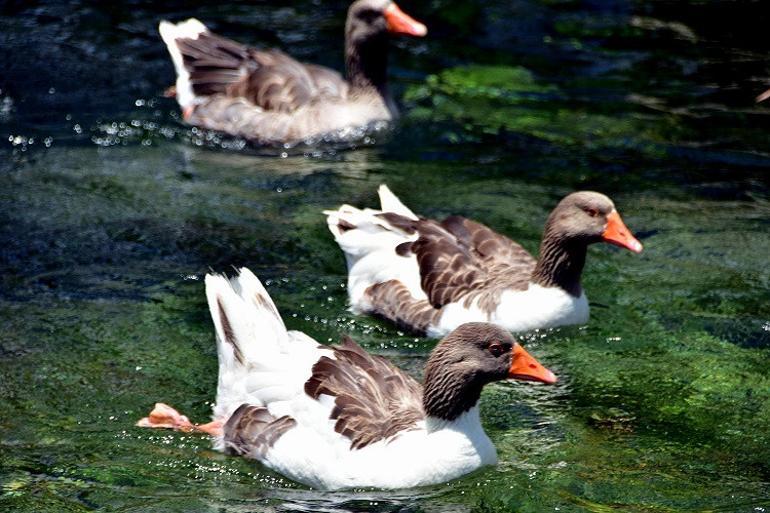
[205,268,289,369]
[325,189,426,308]
[377,184,418,220]
[159,18,208,108]
[324,205,409,259]
[206,268,322,420]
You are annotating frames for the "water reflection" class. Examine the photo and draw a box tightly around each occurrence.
[2,0,770,512]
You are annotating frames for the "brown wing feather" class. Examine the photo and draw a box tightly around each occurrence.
[364,280,441,335]
[177,32,251,97]
[232,49,318,112]
[175,31,347,113]
[223,404,296,458]
[304,64,349,100]
[410,220,487,308]
[379,213,537,312]
[304,336,424,450]
[441,216,536,268]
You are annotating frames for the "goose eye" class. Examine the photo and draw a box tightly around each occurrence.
[585,207,599,217]
[358,9,380,23]
[488,343,504,357]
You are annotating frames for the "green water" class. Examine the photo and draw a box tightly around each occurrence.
[2,1,770,511]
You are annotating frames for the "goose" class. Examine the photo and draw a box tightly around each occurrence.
[158,0,426,145]
[325,185,643,337]
[137,268,556,490]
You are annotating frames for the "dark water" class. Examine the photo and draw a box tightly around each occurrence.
[2,0,770,511]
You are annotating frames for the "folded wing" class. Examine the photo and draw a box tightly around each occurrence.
[304,336,424,449]
[160,18,348,113]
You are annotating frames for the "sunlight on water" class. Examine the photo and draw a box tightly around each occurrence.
[2,0,770,512]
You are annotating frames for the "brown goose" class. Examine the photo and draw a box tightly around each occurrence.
[137,268,556,490]
[159,0,426,145]
[326,185,643,337]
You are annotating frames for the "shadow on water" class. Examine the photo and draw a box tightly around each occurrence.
[2,0,770,512]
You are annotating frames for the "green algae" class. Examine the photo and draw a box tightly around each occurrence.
[2,143,770,512]
[405,65,654,146]
[3,0,770,511]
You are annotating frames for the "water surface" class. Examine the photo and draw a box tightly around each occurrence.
[2,1,770,511]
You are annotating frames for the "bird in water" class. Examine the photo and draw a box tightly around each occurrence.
[326,185,643,337]
[159,0,426,145]
[137,268,557,490]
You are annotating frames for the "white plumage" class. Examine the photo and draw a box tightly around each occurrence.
[326,185,590,337]
[158,18,208,109]
[324,187,426,309]
[202,268,498,490]
[430,284,589,338]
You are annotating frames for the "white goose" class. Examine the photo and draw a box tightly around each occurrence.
[325,185,643,337]
[137,268,556,490]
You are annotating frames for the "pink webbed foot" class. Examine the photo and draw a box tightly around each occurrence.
[136,402,223,437]
[195,419,224,437]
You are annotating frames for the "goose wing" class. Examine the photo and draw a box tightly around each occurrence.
[380,213,537,309]
[304,336,424,450]
[165,23,347,112]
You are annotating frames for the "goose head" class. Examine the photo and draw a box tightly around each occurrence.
[543,191,643,253]
[346,0,427,43]
[422,323,556,422]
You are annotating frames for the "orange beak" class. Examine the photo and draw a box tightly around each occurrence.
[509,343,557,384]
[602,210,643,253]
[384,2,427,37]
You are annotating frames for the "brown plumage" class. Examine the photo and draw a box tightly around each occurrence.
[368,213,538,318]
[178,32,349,113]
[223,404,297,458]
[328,186,643,336]
[365,280,441,333]
[414,215,538,310]
[159,0,426,145]
[304,335,424,450]
[422,323,516,421]
[217,297,244,365]
[137,268,559,490]
[302,324,555,440]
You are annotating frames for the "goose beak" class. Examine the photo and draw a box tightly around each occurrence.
[385,2,427,37]
[509,343,557,384]
[602,210,643,253]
